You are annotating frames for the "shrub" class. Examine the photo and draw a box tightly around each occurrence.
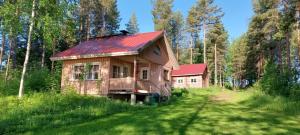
[259,62,296,97]
[0,67,61,96]
[172,88,189,97]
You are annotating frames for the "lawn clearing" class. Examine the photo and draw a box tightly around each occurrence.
[2,88,300,135]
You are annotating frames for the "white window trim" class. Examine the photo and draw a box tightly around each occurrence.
[71,62,101,81]
[177,79,183,84]
[140,67,150,80]
[71,63,84,81]
[190,77,197,84]
[85,63,101,81]
[112,64,130,78]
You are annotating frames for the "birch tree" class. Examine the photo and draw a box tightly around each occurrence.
[18,0,37,98]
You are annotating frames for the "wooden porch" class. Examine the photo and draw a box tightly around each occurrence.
[107,56,156,95]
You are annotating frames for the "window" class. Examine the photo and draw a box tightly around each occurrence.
[72,63,100,80]
[86,65,99,80]
[113,66,121,78]
[164,70,169,80]
[191,78,197,83]
[140,67,149,80]
[177,79,183,83]
[153,46,161,56]
[113,65,129,78]
[123,66,129,77]
[73,65,84,80]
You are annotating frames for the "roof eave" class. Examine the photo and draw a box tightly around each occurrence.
[136,31,164,53]
[171,73,204,77]
[50,51,139,61]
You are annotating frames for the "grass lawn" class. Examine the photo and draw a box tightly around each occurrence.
[2,88,300,135]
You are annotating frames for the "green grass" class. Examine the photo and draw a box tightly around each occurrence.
[1,88,300,135]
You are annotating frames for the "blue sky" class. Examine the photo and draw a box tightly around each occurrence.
[117,0,254,40]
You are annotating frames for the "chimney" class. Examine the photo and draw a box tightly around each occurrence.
[120,30,130,35]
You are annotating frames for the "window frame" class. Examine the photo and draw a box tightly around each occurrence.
[140,67,150,80]
[177,78,183,84]
[85,63,100,81]
[112,65,130,78]
[71,63,100,81]
[164,69,170,80]
[190,78,197,83]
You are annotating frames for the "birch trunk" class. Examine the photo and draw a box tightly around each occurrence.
[41,42,45,68]
[203,24,207,63]
[18,0,37,98]
[0,31,5,71]
[5,28,13,81]
[214,43,217,86]
[51,39,56,72]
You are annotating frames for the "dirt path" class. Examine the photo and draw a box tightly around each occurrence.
[210,91,235,102]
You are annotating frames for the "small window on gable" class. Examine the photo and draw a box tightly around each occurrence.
[153,46,161,56]
[164,70,169,80]
[140,67,149,80]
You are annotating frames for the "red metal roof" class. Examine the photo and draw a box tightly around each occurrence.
[171,64,207,76]
[51,31,163,60]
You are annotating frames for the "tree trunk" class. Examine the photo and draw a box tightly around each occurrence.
[214,43,217,86]
[86,14,90,40]
[298,22,300,59]
[18,0,37,98]
[286,33,291,69]
[0,31,5,71]
[41,42,45,68]
[5,28,13,81]
[278,41,283,72]
[203,24,207,63]
[219,70,222,87]
[51,39,56,72]
[12,4,20,69]
[101,10,106,36]
[176,43,179,61]
[190,48,193,64]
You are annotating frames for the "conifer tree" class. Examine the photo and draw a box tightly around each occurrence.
[126,13,139,34]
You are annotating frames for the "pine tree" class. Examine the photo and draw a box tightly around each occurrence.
[194,0,223,64]
[152,0,173,31]
[168,11,184,60]
[126,13,139,34]
[206,20,228,85]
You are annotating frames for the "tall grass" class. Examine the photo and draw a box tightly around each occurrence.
[242,88,300,115]
[0,92,144,134]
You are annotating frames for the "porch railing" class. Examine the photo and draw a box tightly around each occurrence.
[109,77,134,90]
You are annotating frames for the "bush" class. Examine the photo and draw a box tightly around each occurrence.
[0,67,61,96]
[172,88,189,97]
[259,62,297,97]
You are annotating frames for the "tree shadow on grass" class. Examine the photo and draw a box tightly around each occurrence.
[4,90,300,135]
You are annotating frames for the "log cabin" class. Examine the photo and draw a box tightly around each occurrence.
[171,64,209,88]
[50,31,179,104]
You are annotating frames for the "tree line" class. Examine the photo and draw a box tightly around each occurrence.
[0,0,140,97]
[227,0,300,97]
[152,0,228,86]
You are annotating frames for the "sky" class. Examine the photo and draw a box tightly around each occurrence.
[117,0,254,40]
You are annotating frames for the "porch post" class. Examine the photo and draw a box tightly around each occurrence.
[131,56,137,105]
